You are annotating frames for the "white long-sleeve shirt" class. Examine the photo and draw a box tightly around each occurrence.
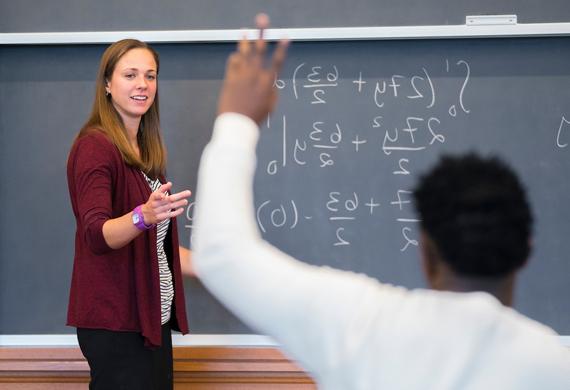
[193,113,570,390]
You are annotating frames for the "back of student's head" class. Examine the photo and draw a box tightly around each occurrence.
[413,153,533,277]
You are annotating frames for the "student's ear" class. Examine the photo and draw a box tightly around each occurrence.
[518,237,533,270]
[419,231,440,289]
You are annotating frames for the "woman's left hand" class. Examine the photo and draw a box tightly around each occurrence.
[141,182,192,225]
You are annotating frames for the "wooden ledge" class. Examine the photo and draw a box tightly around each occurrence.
[0,346,316,389]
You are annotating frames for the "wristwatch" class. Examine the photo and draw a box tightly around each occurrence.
[132,205,155,231]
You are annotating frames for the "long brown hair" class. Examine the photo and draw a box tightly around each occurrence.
[78,39,166,178]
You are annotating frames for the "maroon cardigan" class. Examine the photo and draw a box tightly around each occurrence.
[66,130,189,347]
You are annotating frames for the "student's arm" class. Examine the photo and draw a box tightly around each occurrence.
[194,113,405,378]
[194,16,406,377]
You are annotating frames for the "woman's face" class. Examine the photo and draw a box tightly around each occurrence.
[106,48,157,126]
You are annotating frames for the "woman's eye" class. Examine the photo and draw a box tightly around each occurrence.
[125,74,135,79]
[146,74,156,81]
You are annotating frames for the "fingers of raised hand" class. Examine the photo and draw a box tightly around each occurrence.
[227,53,242,75]
[238,33,251,56]
[255,13,269,57]
[271,39,289,76]
[238,14,269,66]
[234,15,286,78]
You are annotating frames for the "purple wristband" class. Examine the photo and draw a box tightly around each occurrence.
[132,205,155,231]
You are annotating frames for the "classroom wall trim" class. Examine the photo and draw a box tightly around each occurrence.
[1,22,570,45]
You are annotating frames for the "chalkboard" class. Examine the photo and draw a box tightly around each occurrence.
[1,37,570,336]
[1,0,570,33]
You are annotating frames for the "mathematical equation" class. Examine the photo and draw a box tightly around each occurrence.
[183,189,418,251]
[274,60,469,110]
[556,116,569,149]
[256,191,381,248]
[257,59,472,251]
[265,59,470,169]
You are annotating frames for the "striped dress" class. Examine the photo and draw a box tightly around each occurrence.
[142,172,174,325]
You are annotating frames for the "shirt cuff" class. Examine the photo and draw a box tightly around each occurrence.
[211,113,260,151]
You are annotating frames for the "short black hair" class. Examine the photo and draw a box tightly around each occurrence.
[413,153,533,277]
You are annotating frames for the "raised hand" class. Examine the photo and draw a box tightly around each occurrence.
[217,13,289,124]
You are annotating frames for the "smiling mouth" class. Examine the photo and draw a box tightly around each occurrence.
[131,96,148,101]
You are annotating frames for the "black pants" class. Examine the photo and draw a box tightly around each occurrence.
[77,325,173,390]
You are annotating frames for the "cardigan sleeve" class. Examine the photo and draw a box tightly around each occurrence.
[68,133,116,255]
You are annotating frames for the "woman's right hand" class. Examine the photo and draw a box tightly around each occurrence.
[141,182,192,226]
